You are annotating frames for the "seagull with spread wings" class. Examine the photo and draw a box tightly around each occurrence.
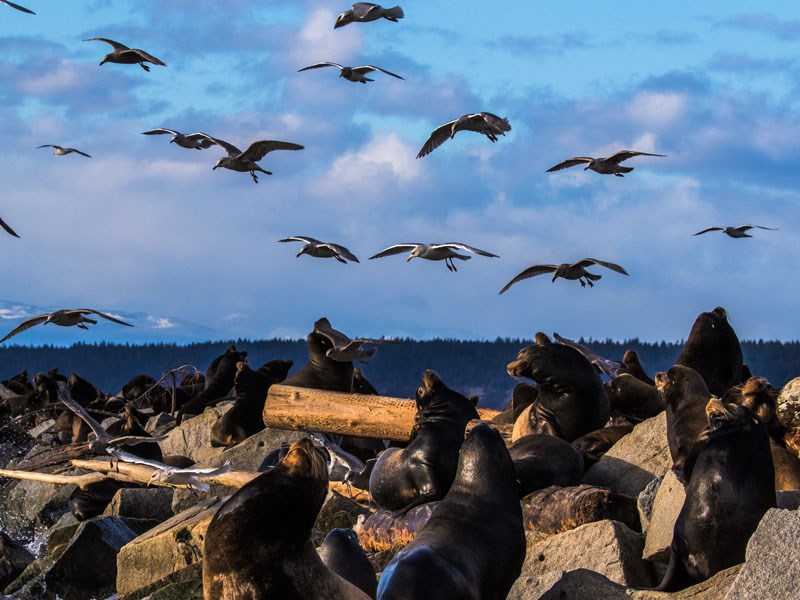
[334,3,404,28]
[417,112,511,158]
[37,145,91,158]
[107,449,232,491]
[201,134,304,183]
[313,317,399,363]
[298,62,404,83]
[546,150,665,177]
[1,0,34,14]
[0,216,19,238]
[84,37,166,72]
[142,128,216,150]
[279,236,360,264]
[369,242,499,272]
[499,258,629,293]
[693,224,777,238]
[0,308,133,343]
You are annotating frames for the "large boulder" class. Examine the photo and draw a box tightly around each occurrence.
[0,532,34,589]
[0,478,76,542]
[157,403,232,463]
[103,487,175,522]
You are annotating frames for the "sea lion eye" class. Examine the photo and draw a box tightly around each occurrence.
[417,386,425,396]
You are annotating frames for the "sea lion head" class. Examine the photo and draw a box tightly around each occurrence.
[705,398,759,433]
[413,370,479,424]
[280,437,329,481]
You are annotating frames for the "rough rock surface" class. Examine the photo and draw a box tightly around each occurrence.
[0,531,34,589]
[583,412,672,497]
[0,478,76,541]
[158,403,232,463]
[637,475,663,536]
[643,469,686,563]
[103,487,175,522]
[776,377,800,431]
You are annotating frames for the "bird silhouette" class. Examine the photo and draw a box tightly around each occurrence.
[500,258,629,293]
[417,112,511,158]
[547,150,665,177]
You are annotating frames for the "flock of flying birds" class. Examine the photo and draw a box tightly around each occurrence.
[0,1,781,344]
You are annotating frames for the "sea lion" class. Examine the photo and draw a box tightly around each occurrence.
[211,359,294,447]
[319,528,377,599]
[509,433,584,497]
[178,345,248,421]
[281,318,354,392]
[621,349,654,386]
[492,383,538,425]
[68,373,100,407]
[507,333,609,442]
[121,374,171,411]
[675,307,744,396]
[1,370,32,395]
[203,437,370,599]
[605,373,664,422]
[369,370,479,512]
[655,398,776,591]
[656,365,711,475]
[352,368,379,395]
[377,424,525,600]
[571,424,634,469]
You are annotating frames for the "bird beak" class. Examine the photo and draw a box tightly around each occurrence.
[583,165,590,170]
[406,256,413,262]
[212,165,218,170]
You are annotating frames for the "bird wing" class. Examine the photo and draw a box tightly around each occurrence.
[354,65,405,79]
[1,0,35,14]
[416,120,457,158]
[68,148,92,158]
[352,3,380,18]
[605,150,666,164]
[739,224,778,231]
[298,62,343,72]
[84,37,130,50]
[0,217,20,238]
[199,135,242,157]
[183,133,216,148]
[436,243,499,257]
[240,140,305,162]
[173,462,232,476]
[498,265,557,295]
[129,48,166,66]
[553,333,625,378]
[142,128,179,136]
[57,388,110,443]
[107,447,168,470]
[351,337,399,345]
[70,309,134,327]
[578,258,629,275]
[369,244,421,259]
[0,314,49,343]
[108,434,164,448]
[693,227,723,236]
[37,144,59,150]
[546,157,593,172]
[313,318,351,347]
[324,243,360,263]
[279,235,320,244]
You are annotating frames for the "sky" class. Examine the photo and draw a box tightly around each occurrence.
[1,1,800,346]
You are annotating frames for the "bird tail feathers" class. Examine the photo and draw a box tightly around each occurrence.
[385,6,404,19]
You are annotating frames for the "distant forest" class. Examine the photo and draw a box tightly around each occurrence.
[1,338,798,410]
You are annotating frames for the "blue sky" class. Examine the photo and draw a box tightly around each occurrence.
[1,1,799,345]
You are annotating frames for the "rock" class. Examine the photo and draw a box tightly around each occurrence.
[0,478,76,541]
[146,576,204,599]
[583,411,672,497]
[777,377,800,431]
[643,469,686,563]
[521,484,640,535]
[724,509,800,600]
[103,487,174,522]
[315,489,371,535]
[26,418,57,440]
[510,520,655,593]
[157,403,232,464]
[0,531,34,589]
[0,422,35,468]
[637,476,663,536]
[114,563,202,600]
[146,412,177,435]
[115,495,226,596]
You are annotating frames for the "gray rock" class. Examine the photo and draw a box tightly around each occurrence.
[643,469,686,563]
[584,411,671,497]
[0,531,34,589]
[637,475,663,536]
[724,509,800,600]
[0,478,76,541]
[146,412,176,435]
[158,402,232,463]
[776,377,800,431]
[103,487,174,522]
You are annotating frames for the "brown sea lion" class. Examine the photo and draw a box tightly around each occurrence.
[605,373,664,422]
[571,424,635,469]
[509,433,584,496]
[281,318,355,392]
[492,383,538,425]
[376,424,525,600]
[203,438,370,599]
[177,345,248,421]
[319,528,377,599]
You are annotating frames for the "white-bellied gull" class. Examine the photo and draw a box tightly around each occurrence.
[84,37,166,72]
[37,144,91,158]
[313,317,399,363]
[279,236,360,264]
[417,112,511,158]
[693,224,778,238]
[0,216,19,238]
[369,242,499,272]
[201,134,304,183]
[1,0,34,14]
[334,3,404,28]
[142,128,216,150]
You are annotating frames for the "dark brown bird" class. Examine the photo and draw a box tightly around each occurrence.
[417,112,511,158]
[547,150,665,177]
[84,37,166,72]
[500,258,628,293]
[1,0,34,14]
[0,308,133,343]
[693,225,777,238]
[202,135,304,183]
[0,216,20,238]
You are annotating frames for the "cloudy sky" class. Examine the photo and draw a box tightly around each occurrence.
[1,1,799,345]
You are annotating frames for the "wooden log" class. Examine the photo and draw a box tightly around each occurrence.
[356,504,437,553]
[70,459,259,489]
[0,467,109,487]
[264,384,505,442]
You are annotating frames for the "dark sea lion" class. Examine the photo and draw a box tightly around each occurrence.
[178,345,248,421]
[319,528,377,599]
[281,319,354,392]
[203,437,370,600]
[68,373,100,407]
[122,374,169,411]
[571,424,634,469]
[605,373,664,422]
[352,367,379,395]
[655,398,776,592]
[369,370,479,512]
[621,349,654,386]
[675,306,744,396]
[180,371,206,397]
[211,359,294,447]
[2,369,33,395]
[507,332,609,442]
[492,382,538,425]
[509,433,584,497]
[377,424,525,600]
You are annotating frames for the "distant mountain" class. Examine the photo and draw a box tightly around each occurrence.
[0,300,223,346]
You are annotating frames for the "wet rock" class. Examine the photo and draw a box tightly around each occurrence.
[0,478,76,542]
[0,531,34,588]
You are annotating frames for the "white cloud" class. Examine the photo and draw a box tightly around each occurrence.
[147,317,176,329]
[626,91,687,128]
[290,8,363,66]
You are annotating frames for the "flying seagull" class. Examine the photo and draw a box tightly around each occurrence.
[546,150,665,177]
[417,112,511,158]
[693,224,778,238]
[0,308,134,344]
[499,258,629,293]
[83,37,166,72]
[37,145,91,158]
[334,3,404,28]
[298,62,404,84]
[1,0,34,14]
[201,134,304,183]
[279,236,360,263]
[142,128,216,150]
[313,317,398,363]
[0,216,20,238]
[107,448,232,491]
[369,242,499,272]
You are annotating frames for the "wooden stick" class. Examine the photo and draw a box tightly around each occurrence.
[70,459,259,489]
[0,467,137,488]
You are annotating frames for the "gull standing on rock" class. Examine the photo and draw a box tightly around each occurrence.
[0,216,20,238]
[417,112,511,158]
[37,145,91,158]
[370,242,499,272]
[499,258,629,293]
[334,3,404,28]
[298,62,404,83]
[693,225,778,238]
[201,135,304,183]
[1,0,34,14]
[142,129,216,150]
[84,37,166,72]
[546,150,665,177]
[0,308,133,343]
[279,236,360,264]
